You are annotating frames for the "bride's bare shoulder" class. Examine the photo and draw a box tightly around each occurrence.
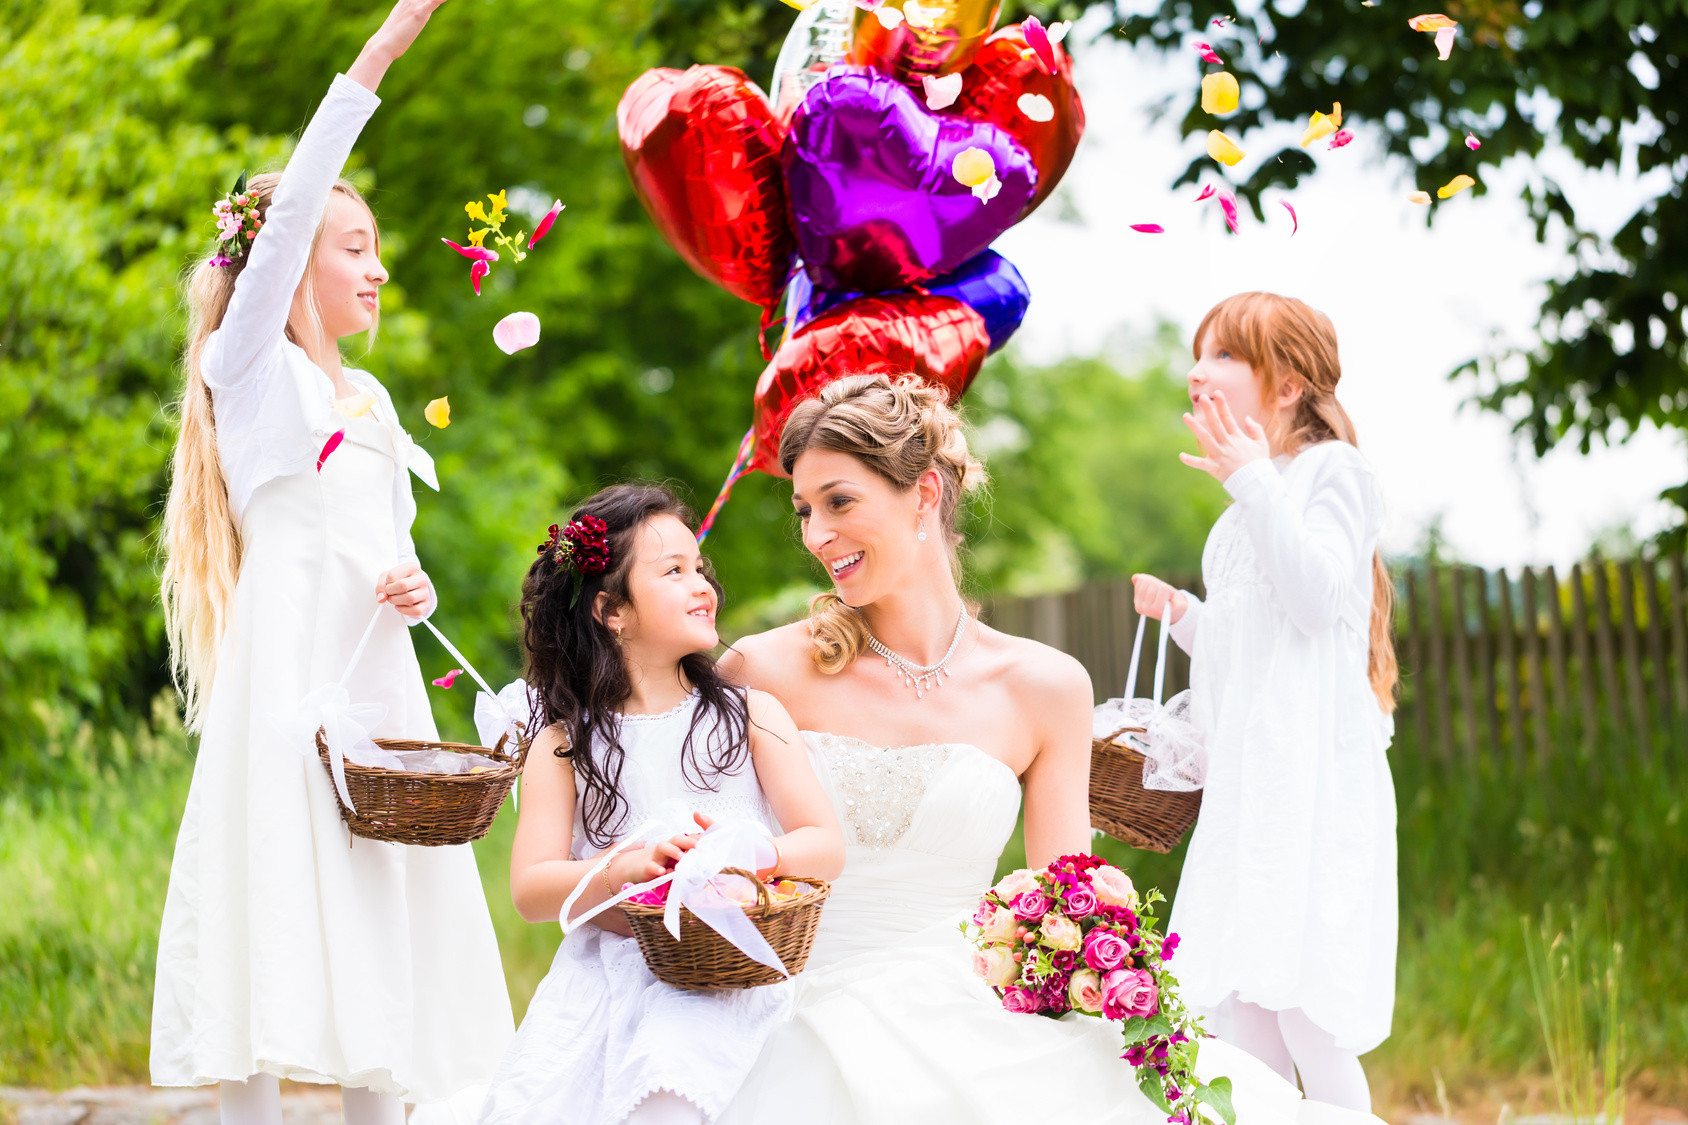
[974,620,1093,703]
[719,620,814,690]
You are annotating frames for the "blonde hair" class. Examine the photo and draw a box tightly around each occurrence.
[161,173,377,729]
[778,374,987,674]
[1193,291,1399,712]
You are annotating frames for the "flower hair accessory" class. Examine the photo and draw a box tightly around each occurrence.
[209,171,263,267]
[539,515,612,576]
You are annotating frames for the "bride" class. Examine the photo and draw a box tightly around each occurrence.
[715,374,1381,1125]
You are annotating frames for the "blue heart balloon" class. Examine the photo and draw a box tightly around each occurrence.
[786,249,1030,354]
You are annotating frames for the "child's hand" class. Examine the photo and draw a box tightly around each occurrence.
[1132,574,1188,624]
[375,561,432,618]
[368,0,451,61]
[1180,390,1270,483]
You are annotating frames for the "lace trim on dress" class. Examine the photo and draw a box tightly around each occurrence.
[620,692,700,723]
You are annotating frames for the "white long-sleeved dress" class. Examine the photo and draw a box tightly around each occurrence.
[150,73,514,1097]
[1166,442,1398,1053]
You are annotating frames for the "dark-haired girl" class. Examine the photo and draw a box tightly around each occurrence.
[478,484,844,1125]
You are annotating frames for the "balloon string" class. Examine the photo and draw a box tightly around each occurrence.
[757,304,785,361]
[696,428,757,545]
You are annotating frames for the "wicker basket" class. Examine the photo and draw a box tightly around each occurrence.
[314,728,527,846]
[1090,726,1203,853]
[621,867,831,990]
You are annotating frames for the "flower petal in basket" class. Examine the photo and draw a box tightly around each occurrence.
[662,819,786,974]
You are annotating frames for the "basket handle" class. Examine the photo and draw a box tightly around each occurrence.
[1120,609,1170,706]
[718,867,773,909]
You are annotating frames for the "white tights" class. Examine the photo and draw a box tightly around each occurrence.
[622,1091,705,1125]
[218,1075,406,1125]
[1211,997,1373,1113]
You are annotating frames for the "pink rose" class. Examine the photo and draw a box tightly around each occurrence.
[971,901,995,926]
[1011,890,1051,921]
[972,945,1019,988]
[1001,985,1041,1014]
[1039,911,1082,951]
[1091,864,1138,909]
[1063,883,1098,917]
[993,868,1041,901]
[979,904,1019,944]
[1067,968,1104,1014]
[1083,927,1130,972]
[1102,967,1159,1019]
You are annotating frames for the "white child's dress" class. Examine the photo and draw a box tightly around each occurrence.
[150,74,514,1097]
[478,694,792,1125]
[1166,442,1398,1053]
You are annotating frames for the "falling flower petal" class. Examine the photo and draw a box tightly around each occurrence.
[952,146,996,187]
[1281,199,1298,235]
[1465,132,1482,150]
[425,397,451,428]
[442,237,499,263]
[492,311,542,355]
[1218,190,1239,233]
[333,392,375,418]
[1408,13,1458,30]
[1201,71,1239,115]
[1206,130,1245,166]
[1130,223,1165,233]
[316,429,345,472]
[529,199,565,247]
[1437,173,1476,198]
[1193,184,1217,202]
[1195,41,1223,65]
[465,200,489,223]
[874,5,904,27]
[470,259,489,296]
[1022,16,1058,74]
[1408,190,1432,205]
[972,173,1003,202]
[1048,20,1071,43]
[924,73,963,111]
[1210,14,1232,26]
[1017,93,1055,122]
[1434,25,1456,59]
[1328,129,1354,150]
[1300,109,1339,148]
[904,0,942,29]
[432,668,464,689]
[853,0,883,8]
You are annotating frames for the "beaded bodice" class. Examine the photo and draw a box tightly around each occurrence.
[802,732,957,848]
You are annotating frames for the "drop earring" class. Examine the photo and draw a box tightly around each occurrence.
[917,519,928,543]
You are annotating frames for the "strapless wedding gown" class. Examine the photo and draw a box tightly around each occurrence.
[718,732,1383,1125]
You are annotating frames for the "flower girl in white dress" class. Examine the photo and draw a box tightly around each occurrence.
[479,485,843,1125]
[152,2,513,1118]
[1134,292,1398,1113]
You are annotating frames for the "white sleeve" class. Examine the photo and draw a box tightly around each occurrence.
[203,74,381,394]
[1222,449,1377,636]
[1168,592,1203,655]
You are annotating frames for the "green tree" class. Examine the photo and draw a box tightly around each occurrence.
[1111,0,1688,542]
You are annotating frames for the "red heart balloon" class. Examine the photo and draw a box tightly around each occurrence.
[951,27,1085,219]
[617,66,795,312]
[750,293,991,476]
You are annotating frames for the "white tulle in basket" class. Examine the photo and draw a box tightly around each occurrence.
[1091,610,1206,792]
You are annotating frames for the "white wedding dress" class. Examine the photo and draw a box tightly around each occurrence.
[718,731,1384,1125]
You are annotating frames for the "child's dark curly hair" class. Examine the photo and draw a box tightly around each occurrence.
[520,483,750,849]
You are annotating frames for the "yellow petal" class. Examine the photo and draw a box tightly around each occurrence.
[1407,12,1457,30]
[780,0,819,9]
[1437,173,1475,198]
[1206,130,1245,166]
[1407,190,1432,205]
[1201,72,1239,115]
[1331,102,1342,128]
[465,200,488,223]
[487,189,509,224]
[424,397,451,429]
[952,147,996,188]
[465,227,489,247]
[333,392,376,418]
[1300,111,1337,148]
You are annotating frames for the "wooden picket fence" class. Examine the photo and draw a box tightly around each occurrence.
[982,555,1688,763]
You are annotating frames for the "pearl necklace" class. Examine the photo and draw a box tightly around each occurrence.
[865,607,969,699]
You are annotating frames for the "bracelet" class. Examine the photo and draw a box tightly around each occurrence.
[602,861,616,898]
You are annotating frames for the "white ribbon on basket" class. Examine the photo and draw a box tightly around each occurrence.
[559,804,789,977]
[1091,608,1207,792]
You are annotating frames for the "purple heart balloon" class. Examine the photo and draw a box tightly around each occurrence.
[783,67,1037,294]
[787,249,1030,353]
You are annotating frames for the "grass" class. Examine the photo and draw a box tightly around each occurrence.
[4,718,1685,1115]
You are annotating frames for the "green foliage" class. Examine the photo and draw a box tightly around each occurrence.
[1110,0,1688,543]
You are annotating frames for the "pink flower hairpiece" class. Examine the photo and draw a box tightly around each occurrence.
[210,171,263,267]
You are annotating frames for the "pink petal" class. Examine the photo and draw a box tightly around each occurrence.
[1218,190,1239,233]
[431,668,464,689]
[316,429,345,473]
[1328,129,1354,150]
[529,199,565,247]
[470,259,489,296]
[442,237,499,262]
[1210,14,1232,26]
[1281,199,1298,235]
[1434,25,1456,59]
[1465,132,1481,150]
[1130,223,1165,233]
[1021,16,1058,75]
[1195,41,1224,65]
[1193,184,1217,202]
[492,311,542,354]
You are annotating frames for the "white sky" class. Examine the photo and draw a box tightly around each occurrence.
[994,31,1685,571]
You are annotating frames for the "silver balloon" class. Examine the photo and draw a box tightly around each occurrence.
[768,0,854,121]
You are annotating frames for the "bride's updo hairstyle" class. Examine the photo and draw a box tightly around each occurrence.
[778,374,987,674]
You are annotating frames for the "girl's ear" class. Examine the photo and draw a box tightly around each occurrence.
[1277,377,1305,410]
[593,590,620,632]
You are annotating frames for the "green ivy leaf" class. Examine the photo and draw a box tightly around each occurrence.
[1197,1076,1236,1125]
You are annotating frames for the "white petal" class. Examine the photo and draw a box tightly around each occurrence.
[904,0,941,29]
[492,310,542,355]
[923,73,963,111]
[972,173,1002,202]
[1048,20,1071,43]
[874,5,904,28]
[1017,93,1055,122]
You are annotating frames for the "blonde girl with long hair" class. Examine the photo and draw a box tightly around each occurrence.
[1133,292,1399,1112]
[151,2,512,1120]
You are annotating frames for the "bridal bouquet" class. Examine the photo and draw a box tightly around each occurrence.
[962,853,1234,1125]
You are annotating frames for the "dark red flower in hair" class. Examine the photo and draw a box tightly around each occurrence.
[561,514,611,575]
